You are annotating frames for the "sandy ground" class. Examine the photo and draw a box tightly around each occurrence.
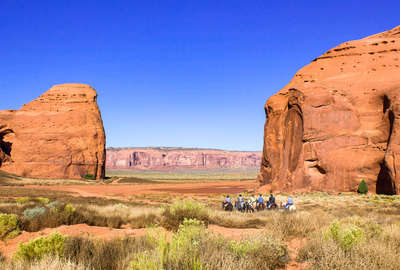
[21,180,258,197]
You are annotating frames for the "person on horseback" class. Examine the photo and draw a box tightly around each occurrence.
[236,194,245,211]
[284,196,294,210]
[225,195,231,204]
[267,193,276,209]
[256,194,264,207]
[222,195,233,211]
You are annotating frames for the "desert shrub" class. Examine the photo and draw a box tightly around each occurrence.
[131,219,206,270]
[20,204,124,232]
[14,232,66,262]
[161,200,210,231]
[64,236,151,270]
[130,213,159,229]
[0,213,20,239]
[47,201,58,208]
[64,204,75,215]
[265,211,328,239]
[324,220,364,250]
[209,211,265,228]
[131,219,289,270]
[358,180,368,194]
[84,174,95,180]
[298,234,400,270]
[36,197,50,204]
[15,197,30,204]
[23,207,46,219]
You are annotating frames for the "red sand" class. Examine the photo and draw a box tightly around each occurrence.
[21,180,258,198]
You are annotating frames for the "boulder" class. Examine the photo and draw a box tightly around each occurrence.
[0,83,106,179]
[259,25,400,194]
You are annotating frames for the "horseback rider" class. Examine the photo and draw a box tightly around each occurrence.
[267,193,276,209]
[284,196,294,210]
[236,194,245,210]
[256,194,264,207]
[225,195,231,204]
[222,195,233,211]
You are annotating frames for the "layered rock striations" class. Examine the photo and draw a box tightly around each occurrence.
[259,25,400,194]
[106,147,261,170]
[0,84,106,179]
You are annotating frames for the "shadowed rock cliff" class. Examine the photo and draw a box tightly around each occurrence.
[259,25,400,194]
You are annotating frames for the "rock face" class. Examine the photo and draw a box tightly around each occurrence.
[0,84,106,179]
[106,147,261,170]
[259,25,400,194]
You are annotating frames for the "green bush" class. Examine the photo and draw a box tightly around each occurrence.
[84,174,95,180]
[324,220,364,250]
[358,180,368,194]
[161,200,210,231]
[15,197,30,204]
[36,197,50,204]
[0,213,20,240]
[14,232,66,261]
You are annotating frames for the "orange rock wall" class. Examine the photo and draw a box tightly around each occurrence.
[0,84,106,179]
[259,26,400,194]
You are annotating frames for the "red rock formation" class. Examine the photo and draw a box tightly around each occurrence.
[0,84,106,179]
[259,25,400,194]
[106,147,261,170]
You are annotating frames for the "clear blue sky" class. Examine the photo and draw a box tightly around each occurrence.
[1,0,399,151]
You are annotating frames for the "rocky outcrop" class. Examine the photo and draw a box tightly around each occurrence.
[106,147,261,170]
[0,84,106,179]
[259,25,400,194]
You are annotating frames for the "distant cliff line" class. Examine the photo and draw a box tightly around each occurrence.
[106,147,261,170]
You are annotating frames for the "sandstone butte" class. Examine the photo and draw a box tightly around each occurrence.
[0,83,106,179]
[258,25,400,194]
[106,147,261,170]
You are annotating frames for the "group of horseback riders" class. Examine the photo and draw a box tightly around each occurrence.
[222,194,294,212]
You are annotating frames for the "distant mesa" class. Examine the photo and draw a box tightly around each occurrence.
[0,83,106,179]
[106,147,261,170]
[259,25,400,194]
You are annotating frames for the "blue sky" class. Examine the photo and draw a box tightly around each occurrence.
[1,0,399,151]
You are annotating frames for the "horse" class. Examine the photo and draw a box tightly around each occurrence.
[235,200,245,212]
[222,202,233,211]
[280,202,296,211]
[245,201,256,213]
[266,202,278,210]
[256,202,265,211]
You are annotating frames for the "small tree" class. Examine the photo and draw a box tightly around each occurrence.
[358,180,368,194]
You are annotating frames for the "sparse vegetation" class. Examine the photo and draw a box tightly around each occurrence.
[2,172,400,269]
